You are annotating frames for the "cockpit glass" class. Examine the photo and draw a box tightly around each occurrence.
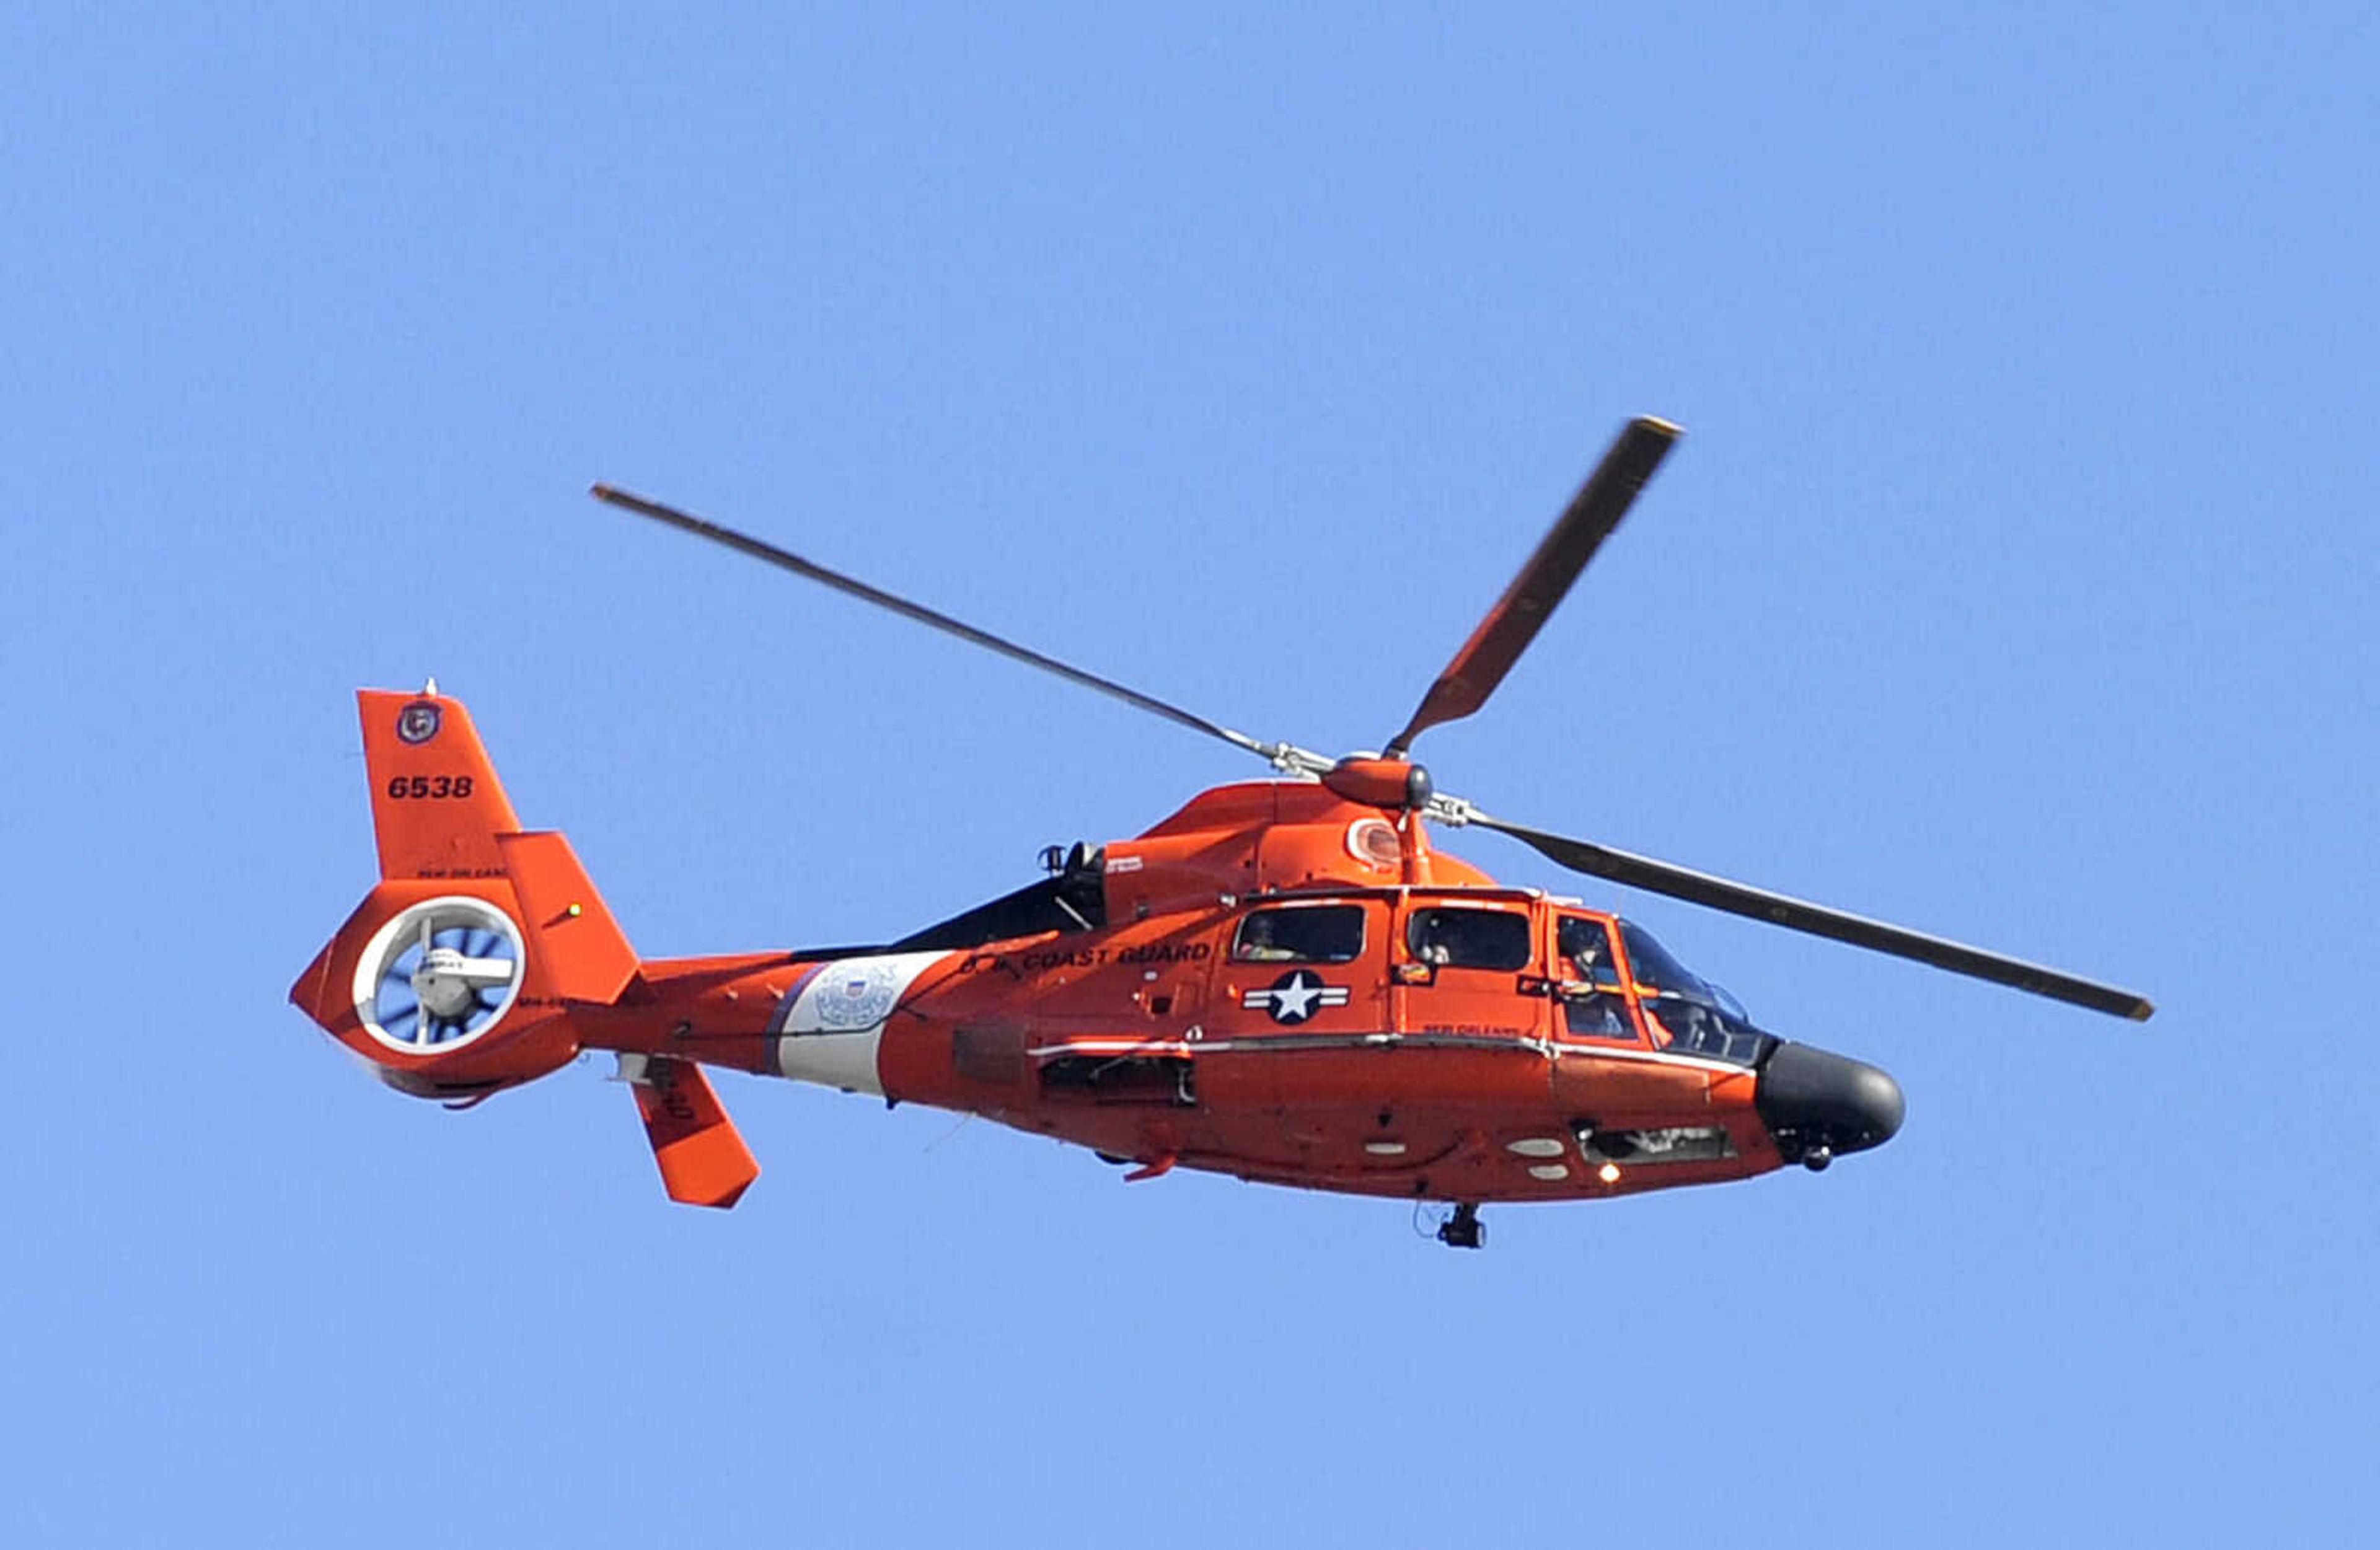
[1641,997,1769,1065]
[1618,921,1770,1066]
[1618,923,1713,1000]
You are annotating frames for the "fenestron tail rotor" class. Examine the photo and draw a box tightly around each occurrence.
[594,415,2151,1021]
[356,897,526,1052]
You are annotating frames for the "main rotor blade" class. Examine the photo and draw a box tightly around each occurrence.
[592,485,1274,762]
[1470,812,2154,1021]
[1385,416,1681,757]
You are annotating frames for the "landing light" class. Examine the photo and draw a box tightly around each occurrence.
[1597,1162,1622,1184]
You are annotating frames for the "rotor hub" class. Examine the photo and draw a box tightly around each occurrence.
[1320,755,1433,812]
[412,947,482,1019]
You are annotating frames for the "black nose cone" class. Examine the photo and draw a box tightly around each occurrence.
[1756,1042,1905,1163]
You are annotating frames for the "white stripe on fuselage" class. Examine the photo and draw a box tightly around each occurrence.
[770,951,947,1096]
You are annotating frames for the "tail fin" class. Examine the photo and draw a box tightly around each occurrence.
[361,687,526,881]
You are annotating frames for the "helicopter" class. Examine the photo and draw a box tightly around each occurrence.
[289,416,2151,1248]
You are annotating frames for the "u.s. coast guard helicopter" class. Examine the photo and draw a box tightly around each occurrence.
[289,416,2149,1247]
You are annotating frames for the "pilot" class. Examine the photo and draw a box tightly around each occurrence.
[1558,919,1634,1038]
[1559,918,1621,987]
[1237,912,1297,962]
[1414,912,1476,966]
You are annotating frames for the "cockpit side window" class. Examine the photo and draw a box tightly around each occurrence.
[1559,916,1624,988]
[1233,904,1365,964]
[1557,914,1639,1042]
[1406,907,1532,971]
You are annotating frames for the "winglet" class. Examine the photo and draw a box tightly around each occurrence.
[620,1055,760,1209]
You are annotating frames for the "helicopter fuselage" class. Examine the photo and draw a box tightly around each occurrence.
[558,780,1861,1204]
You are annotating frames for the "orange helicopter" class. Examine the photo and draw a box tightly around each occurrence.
[289,416,2151,1248]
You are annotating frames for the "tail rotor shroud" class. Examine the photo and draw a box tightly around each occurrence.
[353,895,526,1054]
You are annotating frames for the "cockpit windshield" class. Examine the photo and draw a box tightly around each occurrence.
[1618,921,1771,1066]
[1618,923,1714,1001]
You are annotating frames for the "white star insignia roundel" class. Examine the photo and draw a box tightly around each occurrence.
[1243,969,1351,1025]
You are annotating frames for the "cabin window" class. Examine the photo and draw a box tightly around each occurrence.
[1405,907,1532,971]
[1232,904,1365,964]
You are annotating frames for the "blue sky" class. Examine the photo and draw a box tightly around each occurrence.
[5,6,2374,1546]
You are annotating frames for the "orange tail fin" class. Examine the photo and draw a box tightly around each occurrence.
[359,686,526,881]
